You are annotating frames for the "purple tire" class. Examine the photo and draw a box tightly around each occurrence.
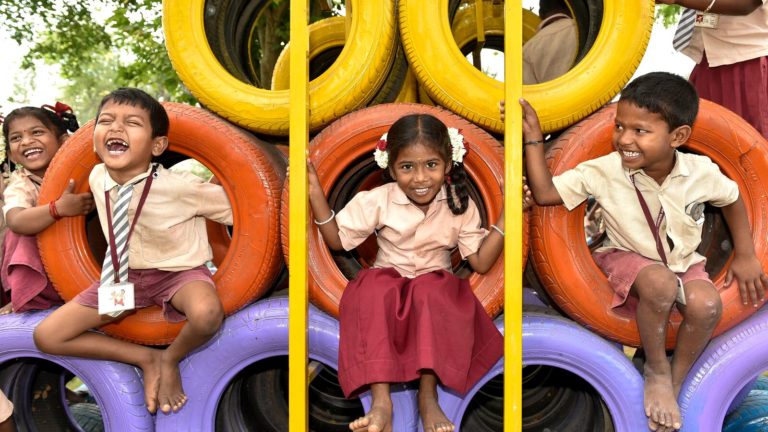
[155,297,418,431]
[0,310,153,431]
[435,312,647,432]
[679,305,768,432]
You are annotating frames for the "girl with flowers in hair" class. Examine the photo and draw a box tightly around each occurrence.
[308,113,506,432]
[0,103,94,315]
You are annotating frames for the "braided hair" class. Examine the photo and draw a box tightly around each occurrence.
[2,102,79,172]
[383,114,470,215]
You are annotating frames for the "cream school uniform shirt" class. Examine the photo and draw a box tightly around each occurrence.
[335,182,488,278]
[90,163,233,272]
[552,151,738,273]
[2,167,42,218]
[522,14,579,84]
[681,1,768,67]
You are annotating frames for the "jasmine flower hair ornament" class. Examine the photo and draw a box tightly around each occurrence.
[373,127,468,169]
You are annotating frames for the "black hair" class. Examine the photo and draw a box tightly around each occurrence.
[382,114,470,215]
[619,71,699,130]
[96,88,169,138]
[2,104,79,172]
[539,0,571,18]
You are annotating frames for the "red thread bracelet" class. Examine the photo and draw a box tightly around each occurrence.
[49,200,62,220]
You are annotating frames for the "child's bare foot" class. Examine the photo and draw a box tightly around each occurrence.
[139,350,162,414]
[419,391,454,432]
[157,353,187,413]
[349,402,392,432]
[644,364,681,431]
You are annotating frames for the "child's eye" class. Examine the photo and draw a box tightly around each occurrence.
[426,161,438,168]
[636,129,648,134]
[8,135,20,143]
[400,164,412,170]
[614,124,623,131]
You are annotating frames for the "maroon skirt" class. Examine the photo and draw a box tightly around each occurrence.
[338,267,503,398]
[1,232,63,312]
[690,53,768,139]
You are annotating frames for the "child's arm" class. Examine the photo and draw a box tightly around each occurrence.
[518,99,563,206]
[307,161,343,251]
[6,179,94,235]
[466,213,504,274]
[721,196,768,306]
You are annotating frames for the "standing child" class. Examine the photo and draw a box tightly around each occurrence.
[516,72,767,432]
[33,88,233,415]
[0,103,93,315]
[308,114,505,432]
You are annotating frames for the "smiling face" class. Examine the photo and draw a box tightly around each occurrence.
[6,115,65,177]
[388,141,450,212]
[93,101,168,184]
[613,100,690,184]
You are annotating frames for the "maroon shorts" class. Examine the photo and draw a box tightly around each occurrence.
[74,265,213,322]
[592,249,711,309]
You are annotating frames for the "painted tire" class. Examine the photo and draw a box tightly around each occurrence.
[451,2,540,51]
[164,0,396,135]
[679,306,768,432]
[399,0,653,133]
[436,312,646,431]
[281,103,527,318]
[155,297,418,431]
[530,101,768,348]
[38,103,285,345]
[723,390,768,432]
[0,310,152,431]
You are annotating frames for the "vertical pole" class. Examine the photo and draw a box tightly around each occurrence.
[503,2,523,431]
[288,0,309,430]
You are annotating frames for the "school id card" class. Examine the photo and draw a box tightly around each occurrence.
[98,282,135,316]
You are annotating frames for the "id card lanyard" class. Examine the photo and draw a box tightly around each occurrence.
[104,165,157,283]
[631,174,668,266]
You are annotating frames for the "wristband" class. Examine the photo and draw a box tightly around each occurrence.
[491,224,505,237]
[314,209,335,226]
[524,140,544,146]
[49,200,62,220]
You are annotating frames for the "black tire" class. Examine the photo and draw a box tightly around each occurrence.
[69,403,104,432]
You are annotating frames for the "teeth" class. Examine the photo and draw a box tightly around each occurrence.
[414,188,429,194]
[623,151,640,158]
[23,148,43,157]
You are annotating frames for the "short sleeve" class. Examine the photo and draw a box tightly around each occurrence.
[703,160,739,207]
[2,175,36,218]
[457,198,489,259]
[552,162,598,211]
[336,189,383,251]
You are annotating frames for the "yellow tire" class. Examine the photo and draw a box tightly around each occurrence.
[394,68,418,103]
[451,2,540,49]
[163,0,396,135]
[399,0,653,134]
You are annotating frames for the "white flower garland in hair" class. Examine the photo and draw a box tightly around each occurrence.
[373,128,468,169]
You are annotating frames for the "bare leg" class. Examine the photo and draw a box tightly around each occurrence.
[633,265,681,432]
[671,280,722,397]
[33,302,162,413]
[418,370,454,432]
[158,281,224,414]
[0,417,15,432]
[349,383,392,432]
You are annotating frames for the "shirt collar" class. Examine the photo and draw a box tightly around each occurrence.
[104,163,155,192]
[16,167,44,186]
[624,150,690,181]
[391,182,448,206]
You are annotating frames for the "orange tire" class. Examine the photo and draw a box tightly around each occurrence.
[530,100,768,348]
[38,103,285,345]
[281,103,528,318]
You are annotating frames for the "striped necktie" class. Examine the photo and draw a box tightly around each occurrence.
[672,8,696,51]
[100,184,134,285]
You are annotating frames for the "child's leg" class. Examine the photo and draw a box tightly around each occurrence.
[418,370,454,432]
[671,280,722,396]
[349,383,392,432]
[33,302,163,413]
[633,265,681,432]
[159,280,224,413]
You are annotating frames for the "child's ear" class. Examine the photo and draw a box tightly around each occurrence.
[669,125,692,149]
[58,133,69,144]
[152,136,169,156]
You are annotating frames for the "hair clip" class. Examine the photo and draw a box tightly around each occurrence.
[42,102,74,118]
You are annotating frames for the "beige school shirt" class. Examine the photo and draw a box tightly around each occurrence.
[2,167,42,218]
[335,182,488,278]
[90,163,233,272]
[681,1,768,67]
[522,14,579,84]
[552,151,739,273]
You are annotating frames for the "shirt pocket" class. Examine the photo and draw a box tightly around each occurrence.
[139,222,192,263]
[675,212,705,256]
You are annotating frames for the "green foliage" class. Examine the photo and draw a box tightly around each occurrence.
[655,4,682,28]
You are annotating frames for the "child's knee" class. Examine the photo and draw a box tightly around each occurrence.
[186,301,224,336]
[638,270,678,308]
[685,289,723,327]
[33,320,57,353]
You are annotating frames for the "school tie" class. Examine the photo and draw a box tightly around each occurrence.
[672,8,696,51]
[100,184,134,286]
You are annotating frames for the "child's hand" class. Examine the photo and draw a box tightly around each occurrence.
[519,98,544,145]
[55,179,95,217]
[499,100,505,121]
[523,176,534,210]
[0,303,12,315]
[307,159,322,197]
[726,254,768,307]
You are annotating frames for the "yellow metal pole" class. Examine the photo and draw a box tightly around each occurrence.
[288,0,309,430]
[503,1,523,431]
